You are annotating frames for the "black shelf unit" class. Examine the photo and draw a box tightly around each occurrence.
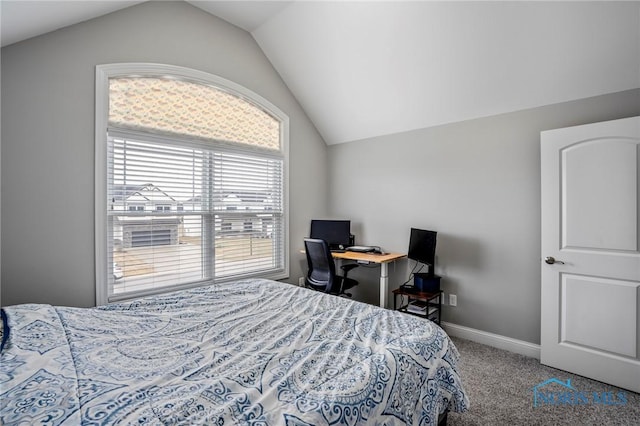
[393,284,442,324]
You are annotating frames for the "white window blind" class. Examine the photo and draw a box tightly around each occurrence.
[107,133,284,302]
[96,65,289,305]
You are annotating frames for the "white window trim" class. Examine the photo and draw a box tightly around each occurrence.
[95,63,290,306]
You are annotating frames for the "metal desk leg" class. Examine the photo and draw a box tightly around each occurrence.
[380,262,388,308]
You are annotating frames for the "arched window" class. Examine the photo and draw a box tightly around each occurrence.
[95,64,289,305]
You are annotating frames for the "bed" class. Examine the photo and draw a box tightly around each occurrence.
[0,278,468,425]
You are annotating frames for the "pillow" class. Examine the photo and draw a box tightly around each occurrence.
[0,308,9,353]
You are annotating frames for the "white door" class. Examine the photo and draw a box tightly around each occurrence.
[540,116,640,393]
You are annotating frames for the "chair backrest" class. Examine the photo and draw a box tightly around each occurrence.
[304,238,336,292]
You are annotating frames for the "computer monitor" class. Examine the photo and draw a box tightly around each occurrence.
[310,219,352,250]
[408,228,437,275]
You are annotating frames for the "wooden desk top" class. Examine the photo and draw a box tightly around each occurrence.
[331,251,405,264]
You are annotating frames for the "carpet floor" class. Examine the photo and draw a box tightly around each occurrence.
[447,337,639,425]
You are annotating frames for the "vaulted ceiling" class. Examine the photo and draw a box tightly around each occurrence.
[2,1,639,145]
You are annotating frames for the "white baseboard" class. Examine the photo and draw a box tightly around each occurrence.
[441,321,541,360]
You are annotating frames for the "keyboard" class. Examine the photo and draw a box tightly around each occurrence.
[348,245,380,253]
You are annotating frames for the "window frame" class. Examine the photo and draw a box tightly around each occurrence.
[95,63,289,306]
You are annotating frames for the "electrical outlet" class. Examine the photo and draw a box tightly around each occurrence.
[298,277,305,286]
[449,294,457,307]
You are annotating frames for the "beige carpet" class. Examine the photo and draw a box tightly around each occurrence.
[447,337,639,426]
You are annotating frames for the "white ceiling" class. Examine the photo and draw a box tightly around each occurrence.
[2,1,639,145]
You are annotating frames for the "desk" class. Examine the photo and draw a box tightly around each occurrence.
[331,251,405,308]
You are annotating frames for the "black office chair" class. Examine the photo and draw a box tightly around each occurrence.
[304,238,359,297]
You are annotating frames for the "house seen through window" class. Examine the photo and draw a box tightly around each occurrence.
[96,64,289,304]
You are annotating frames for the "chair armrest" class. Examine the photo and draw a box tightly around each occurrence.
[341,264,359,273]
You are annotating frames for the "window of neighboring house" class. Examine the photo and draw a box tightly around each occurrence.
[95,64,289,305]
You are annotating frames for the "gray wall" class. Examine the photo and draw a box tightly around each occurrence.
[328,89,640,344]
[1,1,328,307]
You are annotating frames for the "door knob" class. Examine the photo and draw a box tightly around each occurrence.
[544,256,565,265]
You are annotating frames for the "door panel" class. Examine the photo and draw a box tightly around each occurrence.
[541,116,640,393]
[561,275,638,358]
[562,140,638,251]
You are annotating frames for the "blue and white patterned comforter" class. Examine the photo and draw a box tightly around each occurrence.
[1,279,468,425]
